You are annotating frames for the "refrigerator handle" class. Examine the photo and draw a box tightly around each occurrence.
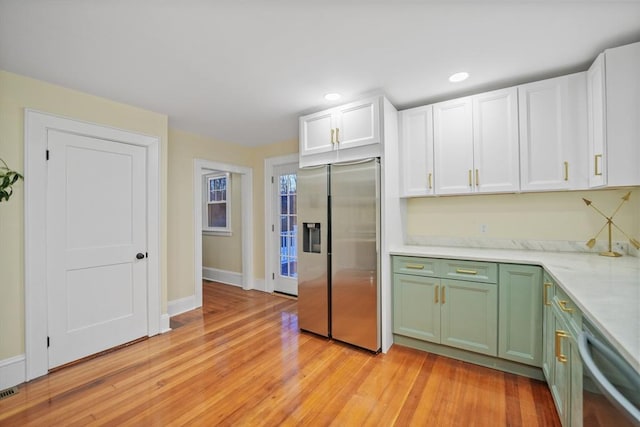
[332,158,378,167]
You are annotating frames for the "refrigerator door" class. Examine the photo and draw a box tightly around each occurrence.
[330,159,380,351]
[297,165,330,337]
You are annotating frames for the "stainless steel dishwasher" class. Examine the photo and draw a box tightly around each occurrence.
[579,318,640,427]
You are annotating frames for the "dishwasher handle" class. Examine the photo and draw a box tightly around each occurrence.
[578,330,640,426]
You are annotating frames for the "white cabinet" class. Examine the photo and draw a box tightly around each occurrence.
[299,96,382,167]
[587,41,640,188]
[472,88,520,193]
[433,87,519,195]
[518,73,588,192]
[399,105,434,197]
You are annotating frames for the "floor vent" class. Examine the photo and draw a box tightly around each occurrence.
[0,386,18,400]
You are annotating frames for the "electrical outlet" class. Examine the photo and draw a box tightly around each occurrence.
[613,241,628,254]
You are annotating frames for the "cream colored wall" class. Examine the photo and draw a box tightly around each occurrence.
[167,128,298,301]
[0,70,169,361]
[407,188,640,244]
[202,172,243,272]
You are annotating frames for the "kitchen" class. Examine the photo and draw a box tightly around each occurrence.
[0,1,639,425]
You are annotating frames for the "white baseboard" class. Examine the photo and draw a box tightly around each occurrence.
[167,294,197,317]
[203,267,243,287]
[0,354,25,389]
[160,313,172,333]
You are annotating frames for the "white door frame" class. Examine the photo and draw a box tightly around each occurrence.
[263,153,299,293]
[24,109,161,381]
[193,159,253,306]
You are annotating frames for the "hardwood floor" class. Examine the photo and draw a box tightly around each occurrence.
[0,282,560,426]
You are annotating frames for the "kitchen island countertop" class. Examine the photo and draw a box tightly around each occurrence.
[389,245,640,373]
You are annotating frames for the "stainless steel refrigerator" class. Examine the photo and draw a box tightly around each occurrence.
[297,158,380,352]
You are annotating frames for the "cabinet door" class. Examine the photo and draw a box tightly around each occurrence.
[587,53,607,188]
[603,42,640,187]
[498,264,542,367]
[434,97,474,195]
[473,87,520,193]
[440,279,498,356]
[518,74,587,191]
[393,273,441,343]
[299,109,335,156]
[542,274,555,382]
[334,97,381,151]
[550,306,572,427]
[399,105,434,196]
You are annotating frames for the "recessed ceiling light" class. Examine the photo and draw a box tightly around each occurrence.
[324,93,341,101]
[449,72,470,83]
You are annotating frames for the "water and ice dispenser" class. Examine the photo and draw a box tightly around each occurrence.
[302,223,321,253]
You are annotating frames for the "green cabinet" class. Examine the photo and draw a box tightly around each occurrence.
[393,273,440,342]
[441,278,498,356]
[393,257,498,357]
[543,275,583,427]
[498,264,543,367]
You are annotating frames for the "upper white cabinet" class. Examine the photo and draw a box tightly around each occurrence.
[399,105,434,197]
[433,87,519,196]
[518,73,588,192]
[299,96,382,167]
[433,97,474,195]
[587,41,640,188]
[472,88,520,193]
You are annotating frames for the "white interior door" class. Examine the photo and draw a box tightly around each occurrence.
[46,130,148,369]
[272,163,298,296]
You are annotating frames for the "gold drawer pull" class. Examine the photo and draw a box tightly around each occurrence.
[475,169,479,187]
[594,154,602,176]
[330,128,335,144]
[564,161,569,181]
[335,127,340,143]
[558,300,574,313]
[405,264,424,270]
[468,170,472,187]
[434,285,439,304]
[441,286,445,304]
[543,282,552,306]
[428,173,432,189]
[555,330,569,363]
[456,268,478,275]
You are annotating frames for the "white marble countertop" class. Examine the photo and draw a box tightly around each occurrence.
[389,245,640,373]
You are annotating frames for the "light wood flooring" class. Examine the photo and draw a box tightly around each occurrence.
[0,282,560,426]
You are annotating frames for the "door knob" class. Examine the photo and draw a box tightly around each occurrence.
[136,252,145,260]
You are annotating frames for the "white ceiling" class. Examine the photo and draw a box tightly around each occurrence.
[1,1,640,147]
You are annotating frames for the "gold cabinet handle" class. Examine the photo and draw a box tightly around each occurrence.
[468,170,472,187]
[405,264,424,270]
[475,169,479,187]
[564,161,569,181]
[441,286,445,304]
[558,300,574,313]
[428,173,432,189]
[434,285,439,304]
[330,128,335,144]
[456,268,478,275]
[335,127,340,143]
[595,154,602,176]
[543,282,552,306]
[555,330,569,363]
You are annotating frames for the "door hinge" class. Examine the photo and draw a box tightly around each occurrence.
[47,336,50,348]
[272,224,274,232]
[272,273,275,280]
[46,150,50,160]
[271,176,274,184]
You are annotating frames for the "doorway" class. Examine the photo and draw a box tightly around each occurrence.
[193,159,253,307]
[264,154,299,295]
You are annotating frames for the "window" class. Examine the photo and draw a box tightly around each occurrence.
[203,172,231,234]
[279,173,297,278]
